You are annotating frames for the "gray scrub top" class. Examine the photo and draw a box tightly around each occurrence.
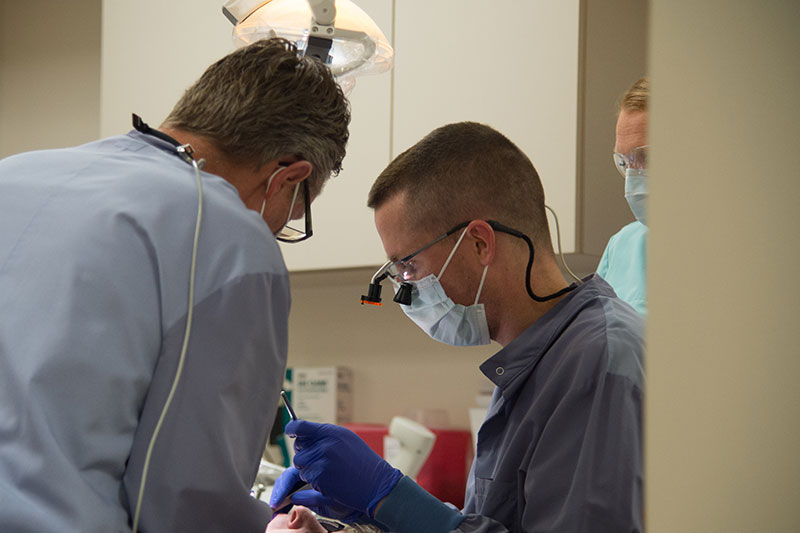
[0,132,290,532]
[375,275,644,533]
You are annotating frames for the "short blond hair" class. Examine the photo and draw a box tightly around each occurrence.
[620,77,649,113]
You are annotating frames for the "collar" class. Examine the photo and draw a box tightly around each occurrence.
[479,274,613,399]
[127,129,187,160]
[130,113,198,166]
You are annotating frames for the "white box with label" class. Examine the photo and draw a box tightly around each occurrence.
[288,367,353,424]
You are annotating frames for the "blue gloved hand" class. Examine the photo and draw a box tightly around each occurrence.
[269,466,307,513]
[290,489,364,523]
[286,420,404,517]
[270,467,362,523]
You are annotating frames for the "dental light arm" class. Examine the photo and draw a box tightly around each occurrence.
[222,0,384,80]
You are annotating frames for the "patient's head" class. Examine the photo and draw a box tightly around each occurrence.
[267,506,326,533]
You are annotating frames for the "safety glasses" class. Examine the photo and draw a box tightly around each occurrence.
[612,145,648,177]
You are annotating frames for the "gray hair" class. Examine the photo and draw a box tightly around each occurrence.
[163,38,350,196]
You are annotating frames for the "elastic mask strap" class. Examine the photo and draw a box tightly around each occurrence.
[438,227,469,279]
[283,183,301,228]
[259,166,287,217]
[473,264,489,306]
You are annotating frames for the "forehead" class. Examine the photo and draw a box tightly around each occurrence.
[373,192,436,260]
[615,109,649,154]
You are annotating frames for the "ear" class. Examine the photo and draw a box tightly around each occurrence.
[264,160,313,201]
[466,220,496,266]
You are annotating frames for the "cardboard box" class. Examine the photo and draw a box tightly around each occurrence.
[286,367,353,424]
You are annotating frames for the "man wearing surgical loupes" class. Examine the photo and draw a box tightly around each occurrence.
[0,39,349,532]
[271,122,645,532]
[597,77,650,315]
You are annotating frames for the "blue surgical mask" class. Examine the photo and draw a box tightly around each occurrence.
[625,168,648,226]
[394,228,491,346]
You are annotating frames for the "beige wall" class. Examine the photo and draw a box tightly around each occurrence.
[577,0,648,255]
[0,0,101,159]
[647,1,800,530]
[287,267,498,429]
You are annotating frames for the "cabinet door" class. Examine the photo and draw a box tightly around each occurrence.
[393,0,580,252]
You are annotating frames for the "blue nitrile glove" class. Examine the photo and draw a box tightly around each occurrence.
[291,489,364,523]
[269,466,307,513]
[286,420,404,517]
[270,467,363,523]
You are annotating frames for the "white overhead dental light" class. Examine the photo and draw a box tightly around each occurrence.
[222,0,393,93]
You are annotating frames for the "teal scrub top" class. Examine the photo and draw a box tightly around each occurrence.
[596,221,648,315]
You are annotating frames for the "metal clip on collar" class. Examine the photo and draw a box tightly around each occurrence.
[132,113,203,167]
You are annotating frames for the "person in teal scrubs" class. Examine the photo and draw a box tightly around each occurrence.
[597,77,649,315]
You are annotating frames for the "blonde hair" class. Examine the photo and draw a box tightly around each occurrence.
[620,77,649,113]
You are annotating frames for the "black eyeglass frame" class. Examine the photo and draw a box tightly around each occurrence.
[361,219,575,306]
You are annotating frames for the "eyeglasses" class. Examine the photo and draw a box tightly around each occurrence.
[385,221,469,281]
[612,145,648,177]
[385,220,528,281]
[276,179,313,243]
[362,220,531,306]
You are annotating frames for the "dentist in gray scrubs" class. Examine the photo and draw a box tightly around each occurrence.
[272,123,644,533]
[0,38,349,532]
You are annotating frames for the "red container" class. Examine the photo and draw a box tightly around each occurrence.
[345,424,473,509]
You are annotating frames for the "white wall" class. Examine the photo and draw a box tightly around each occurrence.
[99,0,233,137]
[0,0,101,159]
[287,267,497,428]
[647,1,800,530]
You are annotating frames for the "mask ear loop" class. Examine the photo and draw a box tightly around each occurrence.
[259,166,287,217]
[282,183,301,228]
[474,264,489,305]
[438,226,489,305]
[437,227,469,278]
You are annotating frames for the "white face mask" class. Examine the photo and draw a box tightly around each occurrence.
[395,228,491,346]
[625,168,648,226]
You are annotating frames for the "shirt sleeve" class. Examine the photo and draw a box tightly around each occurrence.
[122,270,290,533]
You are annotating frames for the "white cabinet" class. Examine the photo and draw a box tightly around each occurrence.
[392,0,580,252]
[100,0,580,270]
